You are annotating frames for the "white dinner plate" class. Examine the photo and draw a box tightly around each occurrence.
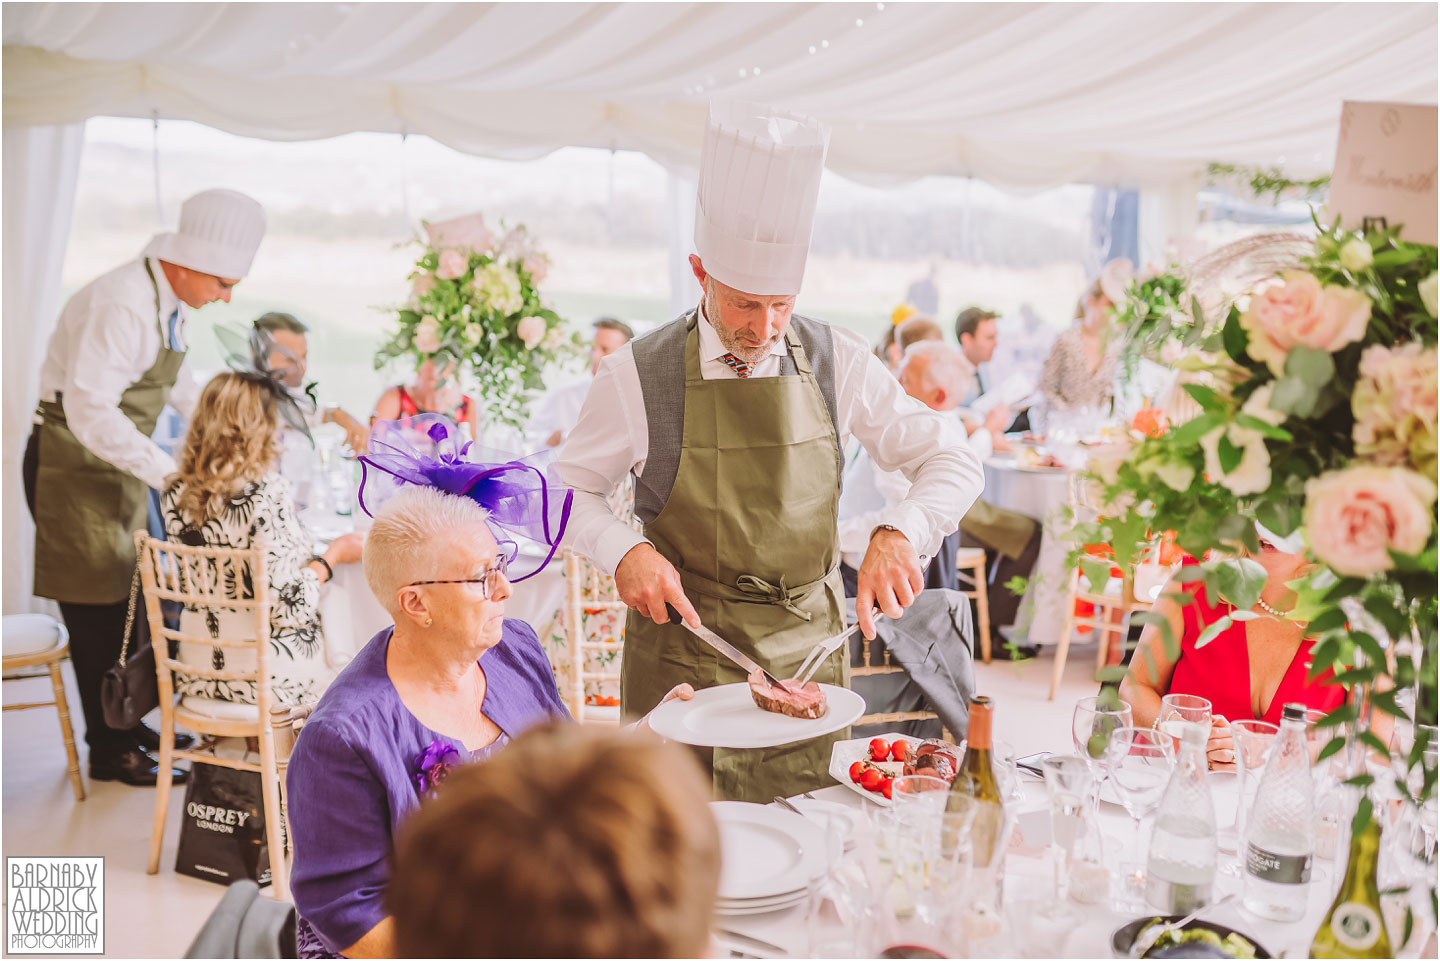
[647,682,864,749]
[785,797,862,850]
[711,801,829,901]
[826,732,929,807]
[715,893,809,916]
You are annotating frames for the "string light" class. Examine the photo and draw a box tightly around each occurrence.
[752,66,761,76]
[855,17,864,26]
[809,44,817,53]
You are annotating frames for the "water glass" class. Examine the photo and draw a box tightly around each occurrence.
[1041,755,1094,901]
[992,739,1024,804]
[1223,719,1278,865]
[1156,693,1212,751]
[1072,695,1133,812]
[1104,726,1172,909]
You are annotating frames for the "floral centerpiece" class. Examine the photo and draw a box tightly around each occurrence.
[1069,219,1437,877]
[375,213,582,432]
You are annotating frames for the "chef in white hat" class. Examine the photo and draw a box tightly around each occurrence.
[558,103,983,801]
[23,188,266,787]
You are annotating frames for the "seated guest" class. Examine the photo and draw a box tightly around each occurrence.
[390,722,719,958]
[1036,260,1130,415]
[1120,525,1346,769]
[896,315,943,351]
[839,343,1041,656]
[372,356,480,440]
[533,316,635,448]
[287,420,689,958]
[253,312,370,453]
[955,305,1022,442]
[162,371,362,709]
[876,303,920,370]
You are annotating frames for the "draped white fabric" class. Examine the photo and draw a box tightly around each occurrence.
[3,122,85,615]
[4,3,1435,189]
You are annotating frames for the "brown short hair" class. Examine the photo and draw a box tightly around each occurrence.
[593,316,635,341]
[896,316,943,350]
[253,311,308,336]
[390,723,719,958]
[954,306,998,343]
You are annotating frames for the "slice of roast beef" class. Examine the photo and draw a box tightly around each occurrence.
[748,668,827,719]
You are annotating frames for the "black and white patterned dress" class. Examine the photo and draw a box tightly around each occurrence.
[161,472,334,708]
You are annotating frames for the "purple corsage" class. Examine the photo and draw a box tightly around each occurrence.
[414,740,462,798]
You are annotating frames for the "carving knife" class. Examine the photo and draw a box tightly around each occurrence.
[666,604,785,689]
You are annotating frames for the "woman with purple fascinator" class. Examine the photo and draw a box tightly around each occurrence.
[284,415,691,959]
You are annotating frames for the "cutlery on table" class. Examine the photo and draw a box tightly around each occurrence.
[665,604,785,689]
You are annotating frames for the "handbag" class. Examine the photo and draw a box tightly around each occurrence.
[101,565,160,730]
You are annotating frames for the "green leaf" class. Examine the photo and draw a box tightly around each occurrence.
[1307,635,1341,679]
[1362,596,1409,639]
[1230,610,1260,621]
[1368,686,1406,719]
[1079,556,1115,593]
[1181,383,1223,412]
[1307,607,1349,634]
[1351,632,1387,669]
[1172,566,1208,584]
[1315,703,1358,728]
[1270,375,1317,416]
[1211,557,1268,609]
[1284,345,1336,388]
[1095,666,1128,683]
[1316,736,1346,762]
[1167,413,1222,447]
[1195,615,1233,649]
[1359,730,1390,756]
[1217,433,1244,473]
[1132,611,1178,661]
[1234,414,1293,441]
[1222,309,1248,361]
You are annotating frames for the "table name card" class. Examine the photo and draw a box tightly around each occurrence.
[1328,101,1438,245]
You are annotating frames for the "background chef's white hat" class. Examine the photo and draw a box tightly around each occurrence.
[144,188,266,279]
[693,101,830,296]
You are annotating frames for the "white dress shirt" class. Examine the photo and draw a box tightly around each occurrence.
[36,257,201,490]
[837,416,992,570]
[558,305,984,575]
[529,377,592,447]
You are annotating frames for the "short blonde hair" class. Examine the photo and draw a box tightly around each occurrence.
[362,486,491,617]
[168,371,280,524]
[390,722,720,958]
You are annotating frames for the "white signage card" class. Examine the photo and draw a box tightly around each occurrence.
[1329,101,1438,245]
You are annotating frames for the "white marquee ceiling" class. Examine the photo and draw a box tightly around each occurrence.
[3,2,1437,188]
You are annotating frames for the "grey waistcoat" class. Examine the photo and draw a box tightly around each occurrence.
[630,310,840,524]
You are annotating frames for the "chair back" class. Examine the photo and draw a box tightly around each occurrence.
[561,549,628,723]
[183,879,295,958]
[134,532,274,721]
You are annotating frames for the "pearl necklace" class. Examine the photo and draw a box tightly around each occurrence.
[1254,596,1292,618]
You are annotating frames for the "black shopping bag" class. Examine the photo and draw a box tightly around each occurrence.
[175,763,272,887]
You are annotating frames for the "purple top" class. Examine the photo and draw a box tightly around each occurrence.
[286,619,570,957]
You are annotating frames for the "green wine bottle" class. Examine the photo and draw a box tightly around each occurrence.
[951,695,1007,868]
[1310,800,1392,958]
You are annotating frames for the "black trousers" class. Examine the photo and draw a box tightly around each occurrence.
[24,426,138,759]
[960,524,1044,631]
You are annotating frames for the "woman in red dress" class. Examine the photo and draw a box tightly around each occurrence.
[372,358,479,439]
[1120,530,1345,770]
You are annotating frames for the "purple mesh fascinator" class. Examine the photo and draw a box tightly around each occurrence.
[357,413,573,582]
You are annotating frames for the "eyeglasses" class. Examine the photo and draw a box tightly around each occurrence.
[405,541,517,601]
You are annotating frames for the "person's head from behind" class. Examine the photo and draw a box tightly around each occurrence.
[363,486,514,655]
[955,307,999,366]
[390,722,720,958]
[171,371,280,523]
[591,317,634,374]
[253,312,309,388]
[896,316,943,352]
[689,254,795,366]
[896,342,974,413]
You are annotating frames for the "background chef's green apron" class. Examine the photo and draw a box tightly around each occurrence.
[621,318,849,802]
[33,261,184,605]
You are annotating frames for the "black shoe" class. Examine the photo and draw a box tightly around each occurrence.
[990,642,1040,661]
[132,721,195,752]
[89,746,189,787]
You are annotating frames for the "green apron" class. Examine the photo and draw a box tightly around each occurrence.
[33,260,186,605]
[621,316,849,802]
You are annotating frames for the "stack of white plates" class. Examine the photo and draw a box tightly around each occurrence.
[711,801,830,917]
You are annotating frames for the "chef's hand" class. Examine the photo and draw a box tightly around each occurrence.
[1206,715,1235,771]
[615,543,700,628]
[855,528,924,640]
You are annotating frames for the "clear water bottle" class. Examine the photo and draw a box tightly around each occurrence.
[1243,702,1316,921]
[1146,721,1217,914]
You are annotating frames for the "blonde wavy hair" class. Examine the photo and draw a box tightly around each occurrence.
[169,371,281,524]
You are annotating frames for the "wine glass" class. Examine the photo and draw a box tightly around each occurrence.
[1072,695,1133,813]
[1041,755,1094,903]
[1155,693,1212,752]
[1104,725,1173,910]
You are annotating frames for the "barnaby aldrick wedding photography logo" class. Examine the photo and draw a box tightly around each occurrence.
[5,857,104,955]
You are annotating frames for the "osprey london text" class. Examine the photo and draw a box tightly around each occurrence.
[6,857,104,954]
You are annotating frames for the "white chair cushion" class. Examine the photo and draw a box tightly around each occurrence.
[2,614,66,659]
[955,547,988,566]
[178,695,262,722]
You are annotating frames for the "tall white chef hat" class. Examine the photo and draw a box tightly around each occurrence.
[694,101,830,296]
[144,189,267,279]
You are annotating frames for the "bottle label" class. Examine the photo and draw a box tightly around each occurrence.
[1244,843,1312,884]
[1329,902,1383,952]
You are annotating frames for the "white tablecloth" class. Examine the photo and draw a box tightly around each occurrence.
[725,772,1357,959]
[982,456,1072,646]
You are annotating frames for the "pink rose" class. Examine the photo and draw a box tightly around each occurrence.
[1304,466,1436,576]
[516,315,546,350]
[424,213,495,255]
[522,254,548,285]
[1353,342,1439,474]
[1239,271,1371,375]
[413,316,443,355]
[435,248,469,281]
[410,271,436,299]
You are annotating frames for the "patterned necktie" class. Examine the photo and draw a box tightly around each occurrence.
[720,352,753,378]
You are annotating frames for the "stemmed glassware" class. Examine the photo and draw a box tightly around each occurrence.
[1155,693,1212,751]
[1041,755,1095,904]
[1102,725,1173,910]
[1072,695,1133,815]
[1217,719,1278,877]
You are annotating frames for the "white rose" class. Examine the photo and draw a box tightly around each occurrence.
[1200,424,1271,496]
[1240,383,1285,427]
[413,316,443,355]
[1153,460,1195,493]
[1420,272,1438,318]
[1338,237,1374,272]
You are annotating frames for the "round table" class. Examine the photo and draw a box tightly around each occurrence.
[982,454,1072,646]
